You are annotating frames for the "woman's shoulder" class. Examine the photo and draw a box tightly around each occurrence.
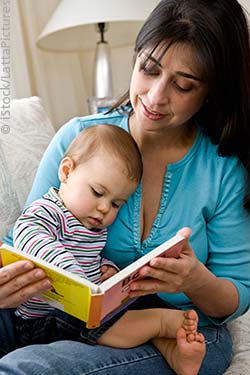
[198,128,245,178]
[57,110,128,137]
[47,110,129,158]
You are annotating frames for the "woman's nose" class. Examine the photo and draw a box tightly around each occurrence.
[148,80,169,107]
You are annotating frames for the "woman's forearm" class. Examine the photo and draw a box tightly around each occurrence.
[185,262,239,318]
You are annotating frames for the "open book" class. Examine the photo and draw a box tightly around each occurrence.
[0,234,184,328]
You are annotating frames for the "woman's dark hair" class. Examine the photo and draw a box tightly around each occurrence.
[110,0,250,210]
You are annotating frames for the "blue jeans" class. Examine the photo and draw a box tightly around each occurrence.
[0,308,232,374]
[0,295,173,354]
[0,307,123,357]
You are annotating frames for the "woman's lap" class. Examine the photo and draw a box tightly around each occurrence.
[0,309,17,358]
[0,321,232,375]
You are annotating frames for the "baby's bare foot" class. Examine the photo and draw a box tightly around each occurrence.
[153,310,205,375]
[159,309,198,338]
[153,328,206,375]
[173,327,206,375]
[158,309,198,338]
[182,309,199,336]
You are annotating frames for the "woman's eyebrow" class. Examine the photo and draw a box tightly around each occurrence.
[176,71,202,82]
[142,53,162,67]
[142,53,203,82]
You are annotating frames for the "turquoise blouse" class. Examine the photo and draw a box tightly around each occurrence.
[5,110,250,326]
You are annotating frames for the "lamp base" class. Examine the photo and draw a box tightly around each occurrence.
[87,96,117,114]
[94,41,113,99]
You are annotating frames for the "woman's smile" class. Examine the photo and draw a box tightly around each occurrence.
[140,99,167,121]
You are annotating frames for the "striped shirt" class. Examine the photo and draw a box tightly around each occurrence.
[13,187,118,319]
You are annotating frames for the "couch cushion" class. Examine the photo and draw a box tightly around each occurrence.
[0,96,55,239]
[224,310,250,374]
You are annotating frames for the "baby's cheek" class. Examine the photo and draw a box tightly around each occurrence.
[107,210,118,225]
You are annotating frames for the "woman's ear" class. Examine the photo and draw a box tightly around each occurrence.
[58,157,75,183]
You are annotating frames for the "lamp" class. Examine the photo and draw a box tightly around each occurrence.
[36,0,159,113]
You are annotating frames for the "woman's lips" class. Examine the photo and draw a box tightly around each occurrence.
[141,101,166,121]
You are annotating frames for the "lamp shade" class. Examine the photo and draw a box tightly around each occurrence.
[36,0,160,52]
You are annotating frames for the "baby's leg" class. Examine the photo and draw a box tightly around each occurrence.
[97,308,194,348]
[152,311,206,375]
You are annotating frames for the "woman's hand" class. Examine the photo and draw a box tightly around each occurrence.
[129,227,200,297]
[0,256,52,308]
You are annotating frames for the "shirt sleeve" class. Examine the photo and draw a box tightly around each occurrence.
[101,257,120,272]
[13,203,87,278]
[206,157,250,323]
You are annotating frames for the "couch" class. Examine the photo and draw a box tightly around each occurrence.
[0,96,249,373]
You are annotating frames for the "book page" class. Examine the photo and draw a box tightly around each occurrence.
[100,235,185,320]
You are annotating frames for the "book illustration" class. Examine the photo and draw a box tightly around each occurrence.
[0,234,185,328]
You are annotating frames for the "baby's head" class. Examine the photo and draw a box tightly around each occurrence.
[58,124,142,229]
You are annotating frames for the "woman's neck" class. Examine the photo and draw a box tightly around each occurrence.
[129,115,197,163]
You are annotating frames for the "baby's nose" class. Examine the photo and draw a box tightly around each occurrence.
[97,200,110,213]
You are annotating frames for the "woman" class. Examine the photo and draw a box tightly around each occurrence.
[0,0,250,373]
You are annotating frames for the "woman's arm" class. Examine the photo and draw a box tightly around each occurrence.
[4,118,84,247]
[129,227,240,318]
[24,117,84,208]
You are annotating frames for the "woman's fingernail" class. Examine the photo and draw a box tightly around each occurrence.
[34,270,44,278]
[24,262,34,270]
[42,280,51,288]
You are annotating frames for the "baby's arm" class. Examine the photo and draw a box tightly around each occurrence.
[13,205,86,277]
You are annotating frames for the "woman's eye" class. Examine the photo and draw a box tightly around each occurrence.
[174,81,192,92]
[144,68,159,76]
[140,62,159,76]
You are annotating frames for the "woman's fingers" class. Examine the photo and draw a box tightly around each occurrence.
[0,260,34,285]
[176,226,192,239]
[129,227,199,296]
[0,260,51,308]
[129,278,169,296]
[0,278,51,308]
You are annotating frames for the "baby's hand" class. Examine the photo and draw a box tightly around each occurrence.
[100,265,118,282]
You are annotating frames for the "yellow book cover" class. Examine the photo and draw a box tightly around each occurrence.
[0,234,184,328]
[0,244,102,327]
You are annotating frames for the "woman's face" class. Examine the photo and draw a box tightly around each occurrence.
[129,43,208,133]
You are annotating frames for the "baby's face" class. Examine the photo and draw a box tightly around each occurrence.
[59,154,138,229]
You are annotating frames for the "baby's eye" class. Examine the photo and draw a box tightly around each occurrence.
[91,187,103,197]
[112,202,120,209]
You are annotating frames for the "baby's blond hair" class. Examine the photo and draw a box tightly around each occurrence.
[64,124,143,183]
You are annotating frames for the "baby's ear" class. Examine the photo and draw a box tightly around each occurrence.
[58,157,75,183]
